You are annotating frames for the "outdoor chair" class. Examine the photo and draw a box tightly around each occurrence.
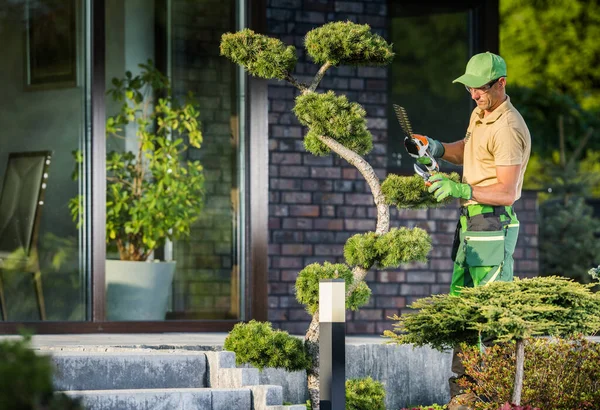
[0,151,52,321]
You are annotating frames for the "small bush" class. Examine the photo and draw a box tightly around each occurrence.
[0,335,83,410]
[295,262,371,315]
[346,376,385,410]
[458,337,600,410]
[224,320,310,371]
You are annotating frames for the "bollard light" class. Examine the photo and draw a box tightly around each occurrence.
[319,278,345,410]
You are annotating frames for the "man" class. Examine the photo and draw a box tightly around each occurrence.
[415,52,531,409]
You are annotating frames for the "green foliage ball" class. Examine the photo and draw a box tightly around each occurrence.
[375,227,432,268]
[382,173,460,209]
[346,376,386,410]
[344,228,432,270]
[224,320,310,372]
[220,29,297,80]
[0,335,83,409]
[303,129,332,156]
[295,262,371,314]
[305,21,394,67]
[344,232,379,269]
[294,91,373,156]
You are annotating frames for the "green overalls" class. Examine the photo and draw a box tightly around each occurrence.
[450,203,520,295]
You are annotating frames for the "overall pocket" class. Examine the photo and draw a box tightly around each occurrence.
[464,230,505,266]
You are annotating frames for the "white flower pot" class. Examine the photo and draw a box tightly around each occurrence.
[105,260,176,321]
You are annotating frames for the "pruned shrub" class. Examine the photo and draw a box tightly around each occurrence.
[295,262,371,315]
[344,227,431,270]
[224,320,310,371]
[0,335,83,410]
[382,173,460,209]
[220,29,297,80]
[346,376,386,410]
[304,21,394,66]
[458,337,600,410]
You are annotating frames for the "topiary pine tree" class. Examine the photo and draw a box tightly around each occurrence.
[221,21,456,409]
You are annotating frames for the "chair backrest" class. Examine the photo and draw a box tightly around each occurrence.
[0,151,52,258]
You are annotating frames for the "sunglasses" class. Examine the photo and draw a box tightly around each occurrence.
[465,77,503,94]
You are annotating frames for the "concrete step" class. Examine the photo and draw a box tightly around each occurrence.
[50,350,207,391]
[63,387,250,410]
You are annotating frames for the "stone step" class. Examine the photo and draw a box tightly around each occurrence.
[63,388,251,410]
[50,350,208,391]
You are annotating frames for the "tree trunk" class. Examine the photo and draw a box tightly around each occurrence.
[303,136,390,410]
[305,311,320,409]
[512,339,525,405]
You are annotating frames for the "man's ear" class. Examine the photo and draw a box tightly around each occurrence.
[498,77,507,89]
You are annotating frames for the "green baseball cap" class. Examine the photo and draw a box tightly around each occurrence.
[452,52,507,88]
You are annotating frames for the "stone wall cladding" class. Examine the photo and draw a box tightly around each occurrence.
[266,0,539,335]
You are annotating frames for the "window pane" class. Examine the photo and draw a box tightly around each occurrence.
[0,0,90,321]
[388,6,472,174]
[103,0,243,321]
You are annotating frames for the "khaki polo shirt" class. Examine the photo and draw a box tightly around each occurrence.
[461,96,531,206]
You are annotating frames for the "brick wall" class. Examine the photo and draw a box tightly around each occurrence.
[265,0,539,335]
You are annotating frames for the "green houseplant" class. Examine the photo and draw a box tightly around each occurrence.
[70,61,204,320]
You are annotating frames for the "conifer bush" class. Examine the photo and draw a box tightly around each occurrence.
[221,21,443,408]
[345,376,386,410]
[224,320,310,372]
[385,276,600,406]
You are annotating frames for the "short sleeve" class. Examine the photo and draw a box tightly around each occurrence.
[490,126,526,166]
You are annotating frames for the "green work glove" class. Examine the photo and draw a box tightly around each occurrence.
[427,174,472,202]
[424,136,445,158]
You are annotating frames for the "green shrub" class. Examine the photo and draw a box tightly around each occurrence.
[224,320,310,371]
[458,337,600,410]
[304,21,394,66]
[381,173,460,209]
[295,262,371,315]
[0,335,83,410]
[346,376,386,410]
[400,405,447,410]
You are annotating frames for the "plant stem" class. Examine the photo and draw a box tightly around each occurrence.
[308,62,332,93]
[512,339,525,405]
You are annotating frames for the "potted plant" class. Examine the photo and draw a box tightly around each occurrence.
[70,61,204,320]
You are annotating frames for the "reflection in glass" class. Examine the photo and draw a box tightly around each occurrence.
[388,6,471,174]
[0,0,89,321]
[104,0,243,320]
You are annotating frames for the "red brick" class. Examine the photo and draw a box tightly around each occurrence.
[375,296,406,308]
[272,152,302,165]
[290,205,320,217]
[342,168,360,179]
[282,192,312,204]
[314,244,344,256]
[377,271,406,283]
[272,256,304,269]
[344,193,374,206]
[281,270,300,282]
[347,322,375,334]
[344,219,376,231]
[376,321,394,334]
[282,218,313,230]
[356,309,383,321]
[313,219,344,230]
[279,166,309,178]
[311,167,341,179]
[281,244,313,255]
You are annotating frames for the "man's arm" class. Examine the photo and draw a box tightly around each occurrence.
[471,164,521,206]
[441,140,465,165]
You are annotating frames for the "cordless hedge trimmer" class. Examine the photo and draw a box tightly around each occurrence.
[393,104,439,183]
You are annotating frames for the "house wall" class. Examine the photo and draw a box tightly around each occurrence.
[264,0,539,335]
